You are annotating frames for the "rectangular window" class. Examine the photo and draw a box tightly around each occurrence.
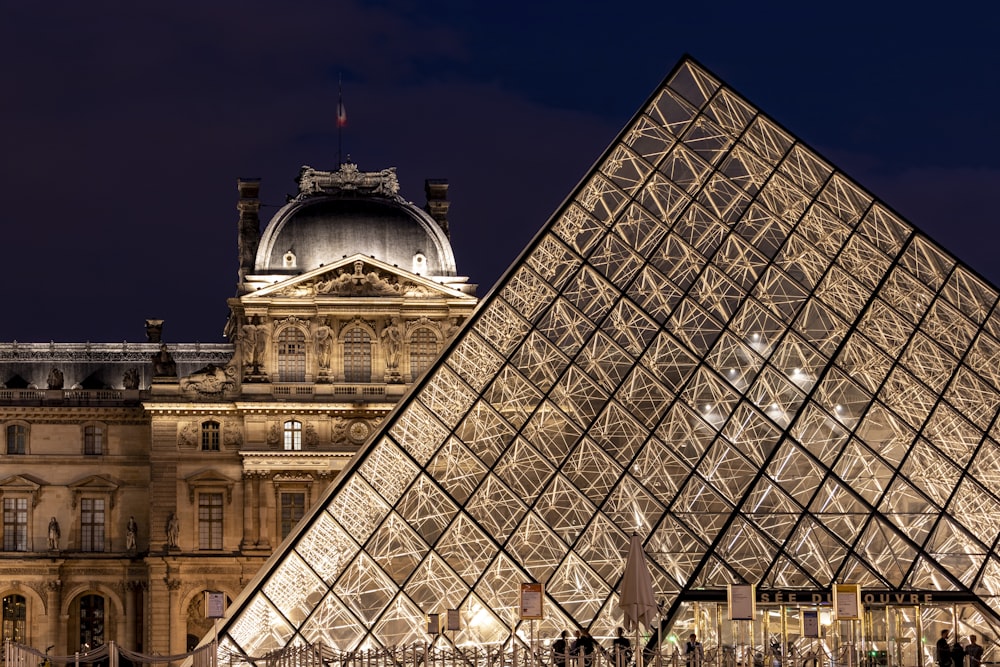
[2,498,27,551]
[201,422,220,451]
[280,492,306,539]
[84,425,104,455]
[198,493,223,549]
[5,425,26,455]
[80,498,105,552]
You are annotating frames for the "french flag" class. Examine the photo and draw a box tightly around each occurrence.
[336,99,347,128]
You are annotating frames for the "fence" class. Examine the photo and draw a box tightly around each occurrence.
[3,641,216,667]
[6,641,678,667]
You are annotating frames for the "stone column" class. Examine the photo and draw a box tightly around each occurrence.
[46,579,62,654]
[256,472,271,549]
[124,582,137,650]
[240,472,256,550]
[165,577,183,655]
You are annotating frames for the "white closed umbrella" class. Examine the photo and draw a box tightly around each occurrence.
[619,533,657,667]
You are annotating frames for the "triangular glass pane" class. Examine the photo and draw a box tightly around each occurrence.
[300,591,364,650]
[373,595,432,648]
[367,512,428,585]
[427,437,488,504]
[404,552,469,611]
[507,511,566,583]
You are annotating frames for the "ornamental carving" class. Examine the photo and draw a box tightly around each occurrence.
[272,261,448,299]
[179,422,198,449]
[180,365,236,396]
[223,424,243,449]
[304,423,319,448]
[297,163,400,199]
[330,417,348,443]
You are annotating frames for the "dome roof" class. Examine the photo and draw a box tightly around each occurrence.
[254,164,457,277]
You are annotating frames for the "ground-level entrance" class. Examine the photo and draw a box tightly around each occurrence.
[665,591,996,667]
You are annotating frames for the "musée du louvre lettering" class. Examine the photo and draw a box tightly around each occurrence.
[198,56,1000,666]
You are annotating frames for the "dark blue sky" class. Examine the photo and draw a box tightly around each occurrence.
[3,1,999,343]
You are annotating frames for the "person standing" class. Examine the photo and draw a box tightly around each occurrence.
[572,629,596,667]
[612,627,632,667]
[966,635,984,667]
[937,630,953,667]
[686,634,704,667]
[552,631,570,667]
[952,639,966,667]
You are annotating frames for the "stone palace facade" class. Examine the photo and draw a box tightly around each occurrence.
[0,163,478,656]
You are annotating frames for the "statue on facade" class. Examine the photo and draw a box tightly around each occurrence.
[47,368,64,389]
[122,367,140,390]
[151,344,177,377]
[381,318,402,370]
[126,515,138,551]
[241,322,259,367]
[48,517,61,550]
[315,323,334,371]
[166,512,179,548]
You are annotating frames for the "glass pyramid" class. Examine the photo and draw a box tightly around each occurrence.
[215,56,1000,656]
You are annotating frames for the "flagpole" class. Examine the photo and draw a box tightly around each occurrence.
[337,73,343,166]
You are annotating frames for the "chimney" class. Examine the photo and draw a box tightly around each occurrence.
[424,179,450,238]
[145,319,164,343]
[237,178,261,286]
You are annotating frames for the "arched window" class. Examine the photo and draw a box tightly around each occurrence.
[343,328,372,382]
[5,424,26,455]
[277,328,306,382]
[78,594,104,650]
[283,420,302,451]
[2,594,26,644]
[409,329,438,381]
[84,424,104,455]
[201,421,220,451]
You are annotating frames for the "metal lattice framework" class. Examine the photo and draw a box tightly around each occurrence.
[212,56,1000,657]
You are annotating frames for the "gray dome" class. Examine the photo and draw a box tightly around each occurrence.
[254,165,457,277]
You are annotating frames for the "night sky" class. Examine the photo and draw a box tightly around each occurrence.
[3,2,999,344]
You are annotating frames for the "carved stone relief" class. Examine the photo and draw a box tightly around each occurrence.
[223,423,243,449]
[178,422,198,449]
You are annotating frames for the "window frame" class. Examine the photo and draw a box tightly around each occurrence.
[80,497,106,552]
[201,420,221,452]
[2,497,29,552]
[2,593,27,645]
[198,491,224,550]
[283,420,302,451]
[78,593,105,650]
[83,423,105,456]
[5,423,28,455]
[277,327,307,382]
[408,327,439,382]
[343,327,373,382]
[279,491,306,540]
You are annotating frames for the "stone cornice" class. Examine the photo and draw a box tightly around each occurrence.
[0,342,233,363]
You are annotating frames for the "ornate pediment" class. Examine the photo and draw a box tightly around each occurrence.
[68,475,120,509]
[185,470,236,504]
[0,474,44,506]
[245,254,475,302]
